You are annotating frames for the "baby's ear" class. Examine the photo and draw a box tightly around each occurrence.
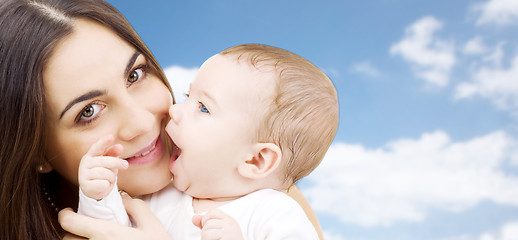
[238,143,282,179]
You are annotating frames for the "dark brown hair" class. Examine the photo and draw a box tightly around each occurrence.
[220,44,339,186]
[0,0,170,238]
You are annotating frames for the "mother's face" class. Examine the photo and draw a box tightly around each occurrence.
[43,19,173,196]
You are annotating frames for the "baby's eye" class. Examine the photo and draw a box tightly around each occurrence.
[127,68,145,85]
[199,102,209,114]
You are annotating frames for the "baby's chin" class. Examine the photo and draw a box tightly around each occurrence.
[171,177,196,196]
[171,178,186,192]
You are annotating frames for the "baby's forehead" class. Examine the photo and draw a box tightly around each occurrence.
[196,54,277,98]
[208,53,278,81]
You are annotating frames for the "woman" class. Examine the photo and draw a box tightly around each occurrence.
[0,0,323,239]
[0,0,174,238]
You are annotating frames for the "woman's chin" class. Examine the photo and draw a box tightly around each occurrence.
[118,170,172,196]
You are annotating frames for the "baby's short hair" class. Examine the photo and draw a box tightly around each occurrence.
[220,44,339,185]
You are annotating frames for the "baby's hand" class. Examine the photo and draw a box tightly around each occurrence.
[78,135,128,201]
[192,209,244,240]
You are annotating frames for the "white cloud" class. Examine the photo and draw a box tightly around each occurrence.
[303,131,518,227]
[390,16,456,87]
[164,65,199,103]
[483,42,505,67]
[473,0,518,26]
[440,220,518,240]
[435,234,473,240]
[324,230,347,240]
[499,221,518,240]
[350,61,381,78]
[463,36,487,55]
[455,52,518,112]
[479,220,518,240]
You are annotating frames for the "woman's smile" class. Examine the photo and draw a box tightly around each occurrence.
[125,134,164,165]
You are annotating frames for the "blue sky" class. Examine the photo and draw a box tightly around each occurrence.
[106,0,518,239]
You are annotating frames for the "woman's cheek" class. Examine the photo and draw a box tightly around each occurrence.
[151,80,174,113]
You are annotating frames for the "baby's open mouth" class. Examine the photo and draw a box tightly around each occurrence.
[170,141,181,161]
[169,140,182,176]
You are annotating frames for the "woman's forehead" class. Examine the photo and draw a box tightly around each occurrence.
[45,19,132,77]
[42,19,136,118]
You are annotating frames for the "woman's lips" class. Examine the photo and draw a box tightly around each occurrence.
[125,135,164,165]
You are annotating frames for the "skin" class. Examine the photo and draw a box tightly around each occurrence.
[165,54,315,239]
[44,18,173,197]
[79,135,128,201]
[167,54,280,205]
[166,54,280,239]
[50,18,323,240]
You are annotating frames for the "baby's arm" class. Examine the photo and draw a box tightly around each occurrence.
[77,135,131,225]
[192,209,244,240]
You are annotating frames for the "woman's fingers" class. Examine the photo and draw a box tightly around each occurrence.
[59,207,141,240]
[59,205,171,240]
[59,208,106,238]
[122,195,169,238]
[122,196,161,228]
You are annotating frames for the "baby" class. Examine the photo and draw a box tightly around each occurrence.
[78,43,339,239]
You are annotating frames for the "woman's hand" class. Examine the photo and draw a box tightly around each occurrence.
[59,195,170,240]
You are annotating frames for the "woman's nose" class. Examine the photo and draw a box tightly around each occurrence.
[117,100,154,141]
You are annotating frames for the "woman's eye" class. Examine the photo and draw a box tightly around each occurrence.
[127,68,144,85]
[199,102,209,113]
[79,104,103,121]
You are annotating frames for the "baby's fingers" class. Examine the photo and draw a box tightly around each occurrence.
[84,166,119,183]
[104,143,123,157]
[85,135,116,156]
[200,228,223,240]
[82,179,112,195]
[198,209,244,240]
[200,209,228,227]
[192,214,203,229]
[82,156,128,171]
[85,135,124,158]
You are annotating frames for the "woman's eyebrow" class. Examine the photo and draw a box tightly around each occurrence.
[59,90,106,120]
[58,51,142,120]
[124,51,142,77]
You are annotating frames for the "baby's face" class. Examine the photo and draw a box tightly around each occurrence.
[165,54,276,198]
